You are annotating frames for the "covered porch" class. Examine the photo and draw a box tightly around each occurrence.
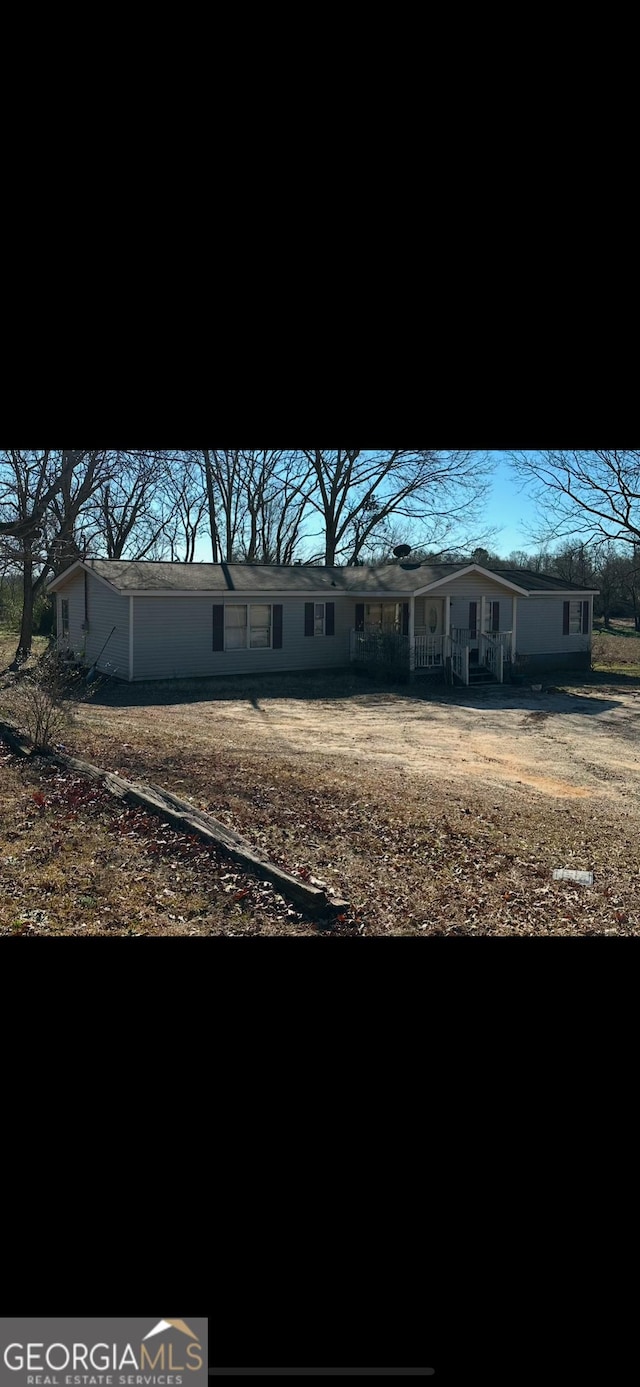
[349,592,517,685]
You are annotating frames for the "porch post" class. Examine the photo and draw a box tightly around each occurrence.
[444,595,451,637]
[481,595,487,640]
[409,595,415,676]
[511,595,518,663]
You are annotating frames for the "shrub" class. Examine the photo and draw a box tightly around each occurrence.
[12,649,96,752]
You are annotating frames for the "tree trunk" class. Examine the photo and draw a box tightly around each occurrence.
[14,537,34,663]
[202,450,219,562]
[324,526,337,565]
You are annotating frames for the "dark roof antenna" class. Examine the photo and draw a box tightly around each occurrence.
[393,544,412,559]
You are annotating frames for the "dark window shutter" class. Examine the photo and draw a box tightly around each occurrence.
[273,604,283,648]
[563,601,570,635]
[402,603,409,636]
[213,604,224,651]
[582,600,589,635]
[325,601,335,636]
[469,601,477,638]
[304,602,314,636]
[492,601,500,632]
[355,603,365,632]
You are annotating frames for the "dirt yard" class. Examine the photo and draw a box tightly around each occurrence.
[74,678,640,806]
[40,671,640,935]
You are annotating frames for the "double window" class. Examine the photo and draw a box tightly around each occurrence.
[224,604,272,650]
[213,603,283,652]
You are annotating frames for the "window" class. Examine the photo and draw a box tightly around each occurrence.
[225,604,248,649]
[365,602,402,632]
[484,601,500,632]
[314,602,325,636]
[569,600,583,634]
[61,598,69,638]
[250,604,272,649]
[223,604,273,650]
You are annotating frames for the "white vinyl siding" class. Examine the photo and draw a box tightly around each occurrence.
[132,596,354,681]
[56,570,130,678]
[516,596,591,656]
[56,576,84,652]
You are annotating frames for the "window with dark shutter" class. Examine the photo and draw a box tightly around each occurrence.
[469,602,477,639]
[325,602,335,636]
[492,601,500,632]
[212,604,224,651]
[583,600,590,635]
[355,603,365,632]
[273,604,283,648]
[304,602,314,636]
[402,603,409,636]
[563,601,570,635]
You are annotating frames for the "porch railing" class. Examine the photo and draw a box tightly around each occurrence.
[479,632,504,683]
[350,630,410,664]
[447,633,469,685]
[483,629,512,662]
[414,634,444,668]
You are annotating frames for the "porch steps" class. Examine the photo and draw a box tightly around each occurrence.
[468,664,497,684]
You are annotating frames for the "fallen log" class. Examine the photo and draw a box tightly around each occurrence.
[0,723,349,917]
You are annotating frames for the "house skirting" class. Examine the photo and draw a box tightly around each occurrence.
[512,650,591,676]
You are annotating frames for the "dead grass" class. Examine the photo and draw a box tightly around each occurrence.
[4,654,640,935]
[0,626,49,673]
[0,751,320,936]
[593,620,640,675]
[46,683,640,935]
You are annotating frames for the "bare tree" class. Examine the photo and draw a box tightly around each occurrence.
[198,450,312,563]
[164,455,209,562]
[0,449,108,661]
[87,451,174,560]
[510,450,640,549]
[301,450,490,565]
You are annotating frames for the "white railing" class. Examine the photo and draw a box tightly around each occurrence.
[414,634,444,668]
[483,629,512,662]
[446,633,469,685]
[479,632,504,683]
[451,626,474,646]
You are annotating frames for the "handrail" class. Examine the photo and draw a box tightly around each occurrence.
[448,633,469,685]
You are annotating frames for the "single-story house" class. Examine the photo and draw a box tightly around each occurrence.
[46,558,599,685]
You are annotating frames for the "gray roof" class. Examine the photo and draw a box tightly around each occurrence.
[490,567,598,592]
[82,559,462,595]
[50,558,597,596]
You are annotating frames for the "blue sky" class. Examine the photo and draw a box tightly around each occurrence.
[485,450,540,554]
[190,451,548,563]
